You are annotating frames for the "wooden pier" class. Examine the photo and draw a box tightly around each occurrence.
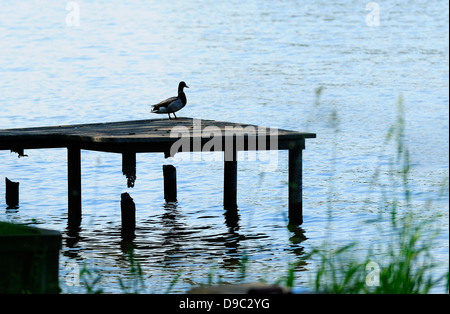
[0,118,315,233]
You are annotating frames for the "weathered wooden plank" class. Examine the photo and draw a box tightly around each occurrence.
[0,118,315,153]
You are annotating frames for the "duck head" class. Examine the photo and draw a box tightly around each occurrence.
[178,81,189,92]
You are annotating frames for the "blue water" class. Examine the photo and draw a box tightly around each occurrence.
[0,1,448,293]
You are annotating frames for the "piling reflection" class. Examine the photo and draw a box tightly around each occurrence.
[64,224,82,250]
[160,202,190,265]
[5,205,19,213]
[223,206,239,231]
[222,205,241,258]
[287,224,307,257]
[57,198,310,293]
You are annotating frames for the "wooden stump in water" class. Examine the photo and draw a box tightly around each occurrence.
[121,192,136,240]
[224,149,237,210]
[67,146,82,228]
[5,177,19,209]
[163,165,177,203]
[288,146,303,225]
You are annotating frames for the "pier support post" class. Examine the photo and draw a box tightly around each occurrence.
[67,145,82,227]
[288,145,303,225]
[224,149,237,209]
[122,152,136,188]
[5,177,19,209]
[121,192,136,240]
[163,165,177,203]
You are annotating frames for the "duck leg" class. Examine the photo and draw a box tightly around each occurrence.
[168,113,172,120]
[173,112,177,119]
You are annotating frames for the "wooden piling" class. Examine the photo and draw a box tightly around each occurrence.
[67,145,82,227]
[121,192,136,240]
[163,165,177,203]
[288,146,303,225]
[122,152,136,188]
[224,149,237,209]
[5,177,19,208]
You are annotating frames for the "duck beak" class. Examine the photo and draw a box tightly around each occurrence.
[186,85,189,88]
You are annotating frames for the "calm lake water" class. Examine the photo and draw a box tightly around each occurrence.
[0,1,448,293]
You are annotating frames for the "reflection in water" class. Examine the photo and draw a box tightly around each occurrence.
[222,206,241,263]
[5,206,19,214]
[288,224,307,257]
[65,225,82,248]
[161,202,186,259]
[65,206,83,254]
[5,170,310,293]
[224,206,240,231]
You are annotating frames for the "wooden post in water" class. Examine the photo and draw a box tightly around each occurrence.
[121,192,136,240]
[5,177,19,208]
[163,165,177,203]
[67,145,82,227]
[224,148,237,209]
[288,145,303,225]
[122,152,136,188]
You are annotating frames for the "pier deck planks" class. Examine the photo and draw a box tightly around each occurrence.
[0,118,315,153]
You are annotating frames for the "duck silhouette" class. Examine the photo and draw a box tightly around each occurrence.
[151,81,189,120]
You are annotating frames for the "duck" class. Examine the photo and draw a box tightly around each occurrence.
[151,81,189,120]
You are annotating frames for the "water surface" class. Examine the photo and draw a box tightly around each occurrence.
[0,1,448,293]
